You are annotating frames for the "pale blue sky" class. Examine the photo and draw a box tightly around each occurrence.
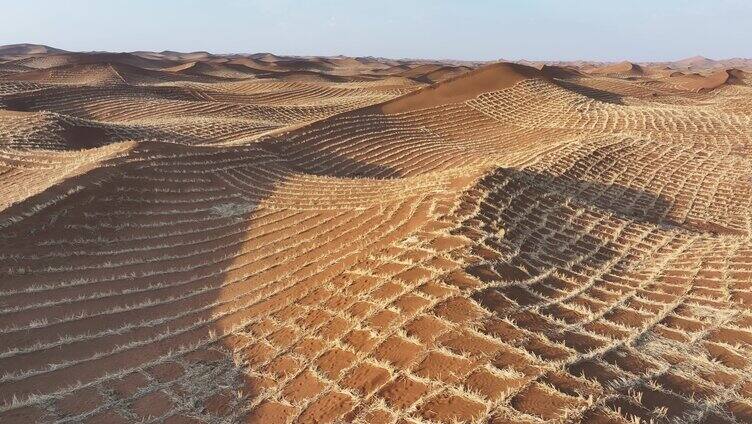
[2,0,750,61]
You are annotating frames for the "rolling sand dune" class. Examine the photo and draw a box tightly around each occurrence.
[7,52,180,71]
[1,47,752,424]
[540,65,586,79]
[588,61,645,76]
[136,51,215,62]
[0,44,66,58]
[672,55,717,70]
[394,64,474,84]
[225,58,283,73]
[378,62,545,113]
[164,62,264,79]
[669,68,745,92]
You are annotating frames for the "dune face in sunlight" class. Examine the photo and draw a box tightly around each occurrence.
[1,44,752,423]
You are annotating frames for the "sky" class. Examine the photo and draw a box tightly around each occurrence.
[2,0,750,61]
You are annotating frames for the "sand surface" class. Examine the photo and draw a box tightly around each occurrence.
[1,45,752,423]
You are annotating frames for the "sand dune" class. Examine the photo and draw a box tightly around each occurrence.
[589,61,645,76]
[540,64,586,79]
[10,52,179,70]
[1,46,752,424]
[1,61,228,86]
[139,50,215,62]
[0,43,66,58]
[378,62,545,113]
[226,57,282,72]
[672,55,717,69]
[670,68,744,91]
[249,52,286,62]
[1,63,130,85]
[164,61,264,79]
[0,109,117,149]
[393,64,473,83]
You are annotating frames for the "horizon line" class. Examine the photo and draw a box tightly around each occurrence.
[3,43,751,64]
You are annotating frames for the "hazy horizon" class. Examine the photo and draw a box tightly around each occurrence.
[2,0,751,62]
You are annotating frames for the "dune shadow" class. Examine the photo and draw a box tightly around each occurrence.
[0,141,283,419]
[554,79,626,105]
[448,166,707,315]
[0,132,400,422]
[447,165,747,422]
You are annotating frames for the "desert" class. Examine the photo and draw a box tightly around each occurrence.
[1,41,752,424]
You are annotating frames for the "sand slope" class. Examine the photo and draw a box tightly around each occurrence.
[589,61,645,76]
[378,62,545,113]
[670,68,744,91]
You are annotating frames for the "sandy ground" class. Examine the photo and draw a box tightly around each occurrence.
[1,45,752,423]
